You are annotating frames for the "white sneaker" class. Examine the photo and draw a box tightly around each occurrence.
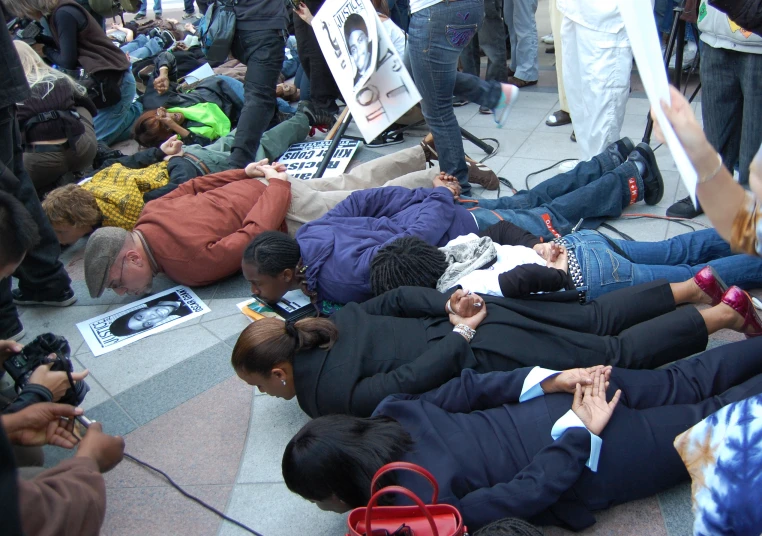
[667,41,698,70]
[541,33,554,45]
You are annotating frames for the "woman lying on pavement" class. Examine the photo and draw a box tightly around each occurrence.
[280,336,762,531]
[231,270,762,418]
[369,221,762,302]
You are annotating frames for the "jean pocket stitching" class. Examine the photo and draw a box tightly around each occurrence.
[445,24,478,49]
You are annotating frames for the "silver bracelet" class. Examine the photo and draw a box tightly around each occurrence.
[453,323,476,342]
[698,153,724,184]
[446,300,455,315]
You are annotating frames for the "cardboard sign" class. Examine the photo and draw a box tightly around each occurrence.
[279,139,361,179]
[77,286,209,356]
[313,0,421,142]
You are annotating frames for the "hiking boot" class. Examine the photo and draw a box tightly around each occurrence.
[627,142,664,206]
[667,196,704,218]
[12,288,77,307]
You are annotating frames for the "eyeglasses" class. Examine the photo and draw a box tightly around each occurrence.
[108,256,128,291]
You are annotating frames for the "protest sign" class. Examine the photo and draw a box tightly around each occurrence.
[312,0,421,142]
[77,286,210,356]
[278,139,361,179]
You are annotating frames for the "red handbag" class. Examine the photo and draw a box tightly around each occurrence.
[346,462,467,536]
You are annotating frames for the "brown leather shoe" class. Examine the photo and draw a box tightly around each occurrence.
[466,160,499,190]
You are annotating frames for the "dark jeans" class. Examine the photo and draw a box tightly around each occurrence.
[460,0,508,82]
[293,0,341,114]
[700,45,762,185]
[196,0,209,15]
[466,148,644,240]
[0,106,71,335]
[183,0,195,14]
[229,29,285,169]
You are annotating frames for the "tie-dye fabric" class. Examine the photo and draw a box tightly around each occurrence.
[674,394,762,536]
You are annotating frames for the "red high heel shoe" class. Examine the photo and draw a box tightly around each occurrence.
[693,266,728,306]
[721,286,762,338]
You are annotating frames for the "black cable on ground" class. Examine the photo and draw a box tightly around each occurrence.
[124,453,265,536]
[525,159,578,190]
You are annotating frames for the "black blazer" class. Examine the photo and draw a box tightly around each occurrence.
[291,282,702,418]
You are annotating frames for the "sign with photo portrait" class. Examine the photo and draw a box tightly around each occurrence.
[76,286,210,356]
[313,0,421,142]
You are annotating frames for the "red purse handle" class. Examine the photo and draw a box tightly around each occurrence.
[371,462,439,503]
[364,485,440,536]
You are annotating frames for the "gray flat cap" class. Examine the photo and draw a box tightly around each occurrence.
[84,227,129,298]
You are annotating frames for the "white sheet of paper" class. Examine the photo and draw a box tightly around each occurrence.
[183,62,215,84]
[617,0,698,206]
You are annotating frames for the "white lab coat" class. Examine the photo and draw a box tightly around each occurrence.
[558,0,632,160]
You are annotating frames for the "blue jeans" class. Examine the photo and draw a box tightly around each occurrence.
[121,35,164,60]
[465,148,644,240]
[460,0,508,82]
[229,29,285,168]
[93,70,143,145]
[565,229,762,301]
[654,0,695,41]
[138,0,162,15]
[504,0,539,81]
[216,75,245,102]
[295,65,310,101]
[408,0,504,195]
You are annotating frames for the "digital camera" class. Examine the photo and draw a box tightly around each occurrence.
[3,333,90,407]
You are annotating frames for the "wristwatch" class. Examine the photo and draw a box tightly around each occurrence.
[452,324,476,342]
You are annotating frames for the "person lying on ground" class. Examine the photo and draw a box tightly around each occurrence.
[240,137,664,305]
[82,164,293,297]
[280,336,762,531]
[230,273,762,418]
[133,105,231,148]
[43,112,309,245]
[653,85,762,257]
[1,402,124,536]
[370,221,762,302]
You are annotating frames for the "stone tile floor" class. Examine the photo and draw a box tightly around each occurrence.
[16,2,729,534]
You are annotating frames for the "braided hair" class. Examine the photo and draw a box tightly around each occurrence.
[370,236,448,296]
[472,518,544,536]
[243,231,301,276]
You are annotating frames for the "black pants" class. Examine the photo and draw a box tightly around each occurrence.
[474,281,708,372]
[575,336,762,511]
[228,28,285,169]
[0,106,71,335]
[293,1,341,114]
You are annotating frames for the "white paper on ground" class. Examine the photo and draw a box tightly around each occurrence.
[183,62,215,84]
[617,0,698,206]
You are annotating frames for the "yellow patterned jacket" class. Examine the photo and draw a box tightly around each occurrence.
[82,162,170,230]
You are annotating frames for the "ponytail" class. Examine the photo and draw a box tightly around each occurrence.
[231,317,338,376]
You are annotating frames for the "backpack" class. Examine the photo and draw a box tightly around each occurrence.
[198,0,237,67]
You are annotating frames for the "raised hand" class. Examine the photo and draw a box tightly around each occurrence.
[541,365,612,395]
[571,369,621,436]
[295,2,314,25]
[160,134,184,157]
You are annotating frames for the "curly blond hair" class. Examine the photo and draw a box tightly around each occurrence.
[42,184,102,227]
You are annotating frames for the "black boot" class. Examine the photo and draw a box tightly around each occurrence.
[604,137,635,167]
[627,142,664,206]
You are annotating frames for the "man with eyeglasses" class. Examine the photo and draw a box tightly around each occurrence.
[83,166,293,298]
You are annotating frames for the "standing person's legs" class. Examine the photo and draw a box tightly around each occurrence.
[153,0,162,16]
[137,0,148,15]
[547,0,569,121]
[93,71,143,145]
[196,0,209,15]
[294,1,341,115]
[0,106,73,339]
[408,0,487,195]
[738,50,762,185]
[504,0,539,83]
[468,0,508,82]
[228,29,284,169]
[183,0,196,15]
[562,19,631,160]
[700,45,742,181]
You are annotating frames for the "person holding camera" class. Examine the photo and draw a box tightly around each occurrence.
[1,401,125,536]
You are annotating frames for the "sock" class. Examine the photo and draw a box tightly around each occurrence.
[633,159,646,176]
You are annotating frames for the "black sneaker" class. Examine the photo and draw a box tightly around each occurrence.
[605,137,635,166]
[1,320,25,342]
[627,142,664,206]
[366,131,404,148]
[301,101,336,128]
[12,288,77,307]
[452,97,469,107]
[667,196,704,218]
[134,12,146,19]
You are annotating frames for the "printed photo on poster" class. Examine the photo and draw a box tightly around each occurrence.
[77,286,210,356]
[313,0,421,142]
[278,139,361,179]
